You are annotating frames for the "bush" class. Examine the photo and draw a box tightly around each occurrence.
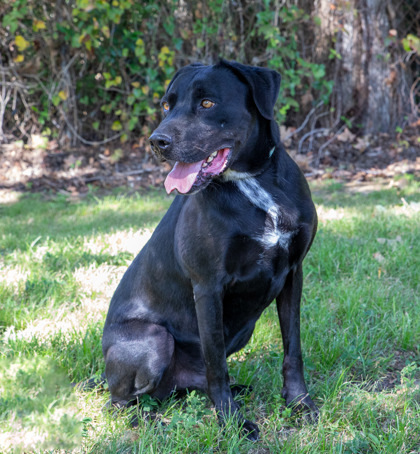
[1,0,331,145]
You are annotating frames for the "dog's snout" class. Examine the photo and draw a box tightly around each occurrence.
[149,133,172,152]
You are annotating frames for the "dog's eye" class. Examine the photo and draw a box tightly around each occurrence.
[162,102,170,112]
[201,100,215,109]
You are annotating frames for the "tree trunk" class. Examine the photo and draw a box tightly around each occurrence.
[310,0,415,134]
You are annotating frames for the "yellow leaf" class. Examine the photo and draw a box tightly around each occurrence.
[15,35,30,52]
[141,86,149,95]
[13,54,24,63]
[58,91,68,101]
[136,38,144,47]
[114,76,122,85]
[111,121,122,131]
[33,20,46,31]
[160,46,170,54]
[101,25,110,38]
[131,82,140,88]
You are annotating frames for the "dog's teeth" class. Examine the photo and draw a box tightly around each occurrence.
[205,151,218,164]
[202,162,208,168]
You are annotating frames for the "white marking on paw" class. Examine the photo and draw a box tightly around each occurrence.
[236,178,293,249]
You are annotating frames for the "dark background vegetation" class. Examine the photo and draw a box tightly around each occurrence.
[0,0,419,192]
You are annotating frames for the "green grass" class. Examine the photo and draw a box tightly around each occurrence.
[0,179,419,453]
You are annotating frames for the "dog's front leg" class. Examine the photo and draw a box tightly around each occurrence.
[276,265,319,419]
[193,283,260,440]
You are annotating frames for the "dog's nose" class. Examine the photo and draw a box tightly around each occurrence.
[149,133,172,152]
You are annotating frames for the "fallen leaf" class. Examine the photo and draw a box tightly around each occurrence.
[337,128,356,142]
[373,252,386,263]
[353,137,369,152]
[376,236,402,247]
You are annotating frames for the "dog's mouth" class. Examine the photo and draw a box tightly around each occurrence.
[164,148,231,195]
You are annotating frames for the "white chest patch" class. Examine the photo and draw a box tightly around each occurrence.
[236,178,293,250]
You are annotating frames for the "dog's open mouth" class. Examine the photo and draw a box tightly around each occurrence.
[164,148,231,194]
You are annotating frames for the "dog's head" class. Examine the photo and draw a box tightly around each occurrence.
[149,60,281,195]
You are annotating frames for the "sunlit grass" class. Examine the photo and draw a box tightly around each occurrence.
[0,178,419,453]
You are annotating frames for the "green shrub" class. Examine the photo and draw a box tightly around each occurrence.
[1,0,330,143]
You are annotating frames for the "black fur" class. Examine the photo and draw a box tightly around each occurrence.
[102,60,318,440]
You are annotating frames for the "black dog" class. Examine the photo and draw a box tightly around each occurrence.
[102,60,318,440]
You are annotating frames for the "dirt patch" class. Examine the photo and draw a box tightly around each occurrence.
[0,139,169,196]
[0,124,418,196]
[365,350,419,393]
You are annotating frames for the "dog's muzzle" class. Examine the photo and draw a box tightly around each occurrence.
[149,132,172,161]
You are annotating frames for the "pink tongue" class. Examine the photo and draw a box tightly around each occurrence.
[164,148,230,194]
[164,160,203,194]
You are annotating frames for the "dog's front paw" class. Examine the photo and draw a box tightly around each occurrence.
[217,404,260,441]
[282,388,319,423]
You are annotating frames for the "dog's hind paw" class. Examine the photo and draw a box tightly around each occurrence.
[130,410,161,428]
[242,419,260,441]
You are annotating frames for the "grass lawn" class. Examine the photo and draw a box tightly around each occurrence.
[0,177,419,453]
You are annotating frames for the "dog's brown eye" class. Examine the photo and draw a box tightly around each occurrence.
[201,100,215,109]
[162,102,170,112]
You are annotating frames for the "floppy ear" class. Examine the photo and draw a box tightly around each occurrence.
[220,60,281,120]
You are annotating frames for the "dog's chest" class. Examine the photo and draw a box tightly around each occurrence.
[235,178,294,250]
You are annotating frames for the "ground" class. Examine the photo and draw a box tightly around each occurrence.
[0,127,419,453]
[0,123,418,199]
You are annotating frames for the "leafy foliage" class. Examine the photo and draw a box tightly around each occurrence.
[1,0,331,143]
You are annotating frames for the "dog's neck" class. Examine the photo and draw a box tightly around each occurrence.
[222,146,276,182]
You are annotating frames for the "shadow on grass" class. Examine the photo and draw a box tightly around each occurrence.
[0,188,173,254]
[1,178,419,259]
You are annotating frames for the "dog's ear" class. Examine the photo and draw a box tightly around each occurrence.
[220,60,281,120]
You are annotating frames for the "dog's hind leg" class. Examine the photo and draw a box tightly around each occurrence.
[103,321,175,407]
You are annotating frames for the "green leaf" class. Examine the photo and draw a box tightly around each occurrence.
[52,95,61,107]
[128,117,138,131]
[311,65,325,79]
[133,88,142,99]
